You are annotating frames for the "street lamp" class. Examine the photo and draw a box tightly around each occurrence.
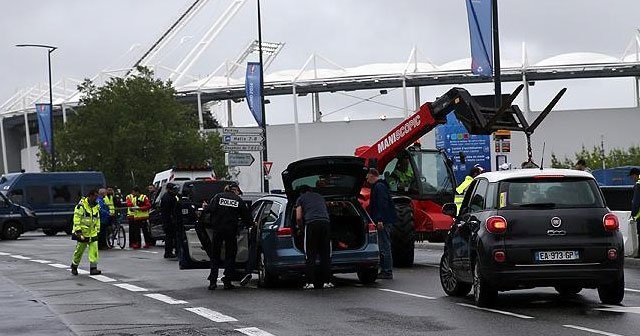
[16,44,57,171]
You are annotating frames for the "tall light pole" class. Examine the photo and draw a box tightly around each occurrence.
[16,44,57,171]
[256,0,269,192]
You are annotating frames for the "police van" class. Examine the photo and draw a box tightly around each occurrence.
[0,172,106,236]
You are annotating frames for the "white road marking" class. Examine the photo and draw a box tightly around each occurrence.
[10,255,31,260]
[0,252,9,255]
[185,307,237,323]
[112,283,148,292]
[138,250,159,254]
[624,288,640,293]
[563,324,625,336]
[235,327,275,336]
[595,305,640,314]
[49,263,70,269]
[378,288,436,300]
[457,303,534,319]
[144,293,188,305]
[77,269,90,275]
[30,260,52,264]
[90,275,117,283]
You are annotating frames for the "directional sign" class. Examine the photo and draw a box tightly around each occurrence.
[221,144,264,152]
[227,153,255,166]
[222,134,264,144]
[222,127,264,135]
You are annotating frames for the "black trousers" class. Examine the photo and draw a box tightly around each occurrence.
[129,219,153,246]
[304,220,331,285]
[163,222,176,256]
[97,216,110,249]
[209,228,238,283]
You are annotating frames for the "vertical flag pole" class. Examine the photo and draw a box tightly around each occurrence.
[492,0,502,108]
[257,0,269,193]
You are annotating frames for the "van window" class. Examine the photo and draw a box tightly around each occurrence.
[499,177,604,208]
[52,184,82,204]
[26,186,50,206]
[9,188,24,205]
[83,185,103,195]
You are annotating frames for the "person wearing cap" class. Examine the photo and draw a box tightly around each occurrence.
[202,182,253,290]
[630,168,640,258]
[160,183,180,258]
[454,165,484,213]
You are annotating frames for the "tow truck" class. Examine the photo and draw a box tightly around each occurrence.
[355,84,566,266]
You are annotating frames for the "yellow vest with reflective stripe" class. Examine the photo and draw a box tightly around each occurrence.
[104,195,115,215]
[133,194,149,220]
[454,176,475,214]
[72,197,100,238]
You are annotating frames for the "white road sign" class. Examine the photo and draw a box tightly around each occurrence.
[222,127,264,135]
[227,153,255,166]
[222,134,264,144]
[221,144,264,152]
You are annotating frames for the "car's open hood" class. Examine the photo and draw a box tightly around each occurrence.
[282,156,367,201]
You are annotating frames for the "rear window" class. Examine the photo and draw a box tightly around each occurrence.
[498,177,604,209]
[292,174,357,195]
[182,181,230,203]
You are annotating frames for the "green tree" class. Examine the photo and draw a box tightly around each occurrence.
[39,67,227,189]
[551,145,640,170]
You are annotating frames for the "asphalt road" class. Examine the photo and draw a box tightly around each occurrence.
[2,232,640,336]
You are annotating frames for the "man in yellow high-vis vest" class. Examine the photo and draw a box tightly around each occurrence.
[126,186,153,249]
[71,189,102,275]
[454,165,484,213]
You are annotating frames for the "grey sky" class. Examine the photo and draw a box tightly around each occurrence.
[2,0,639,126]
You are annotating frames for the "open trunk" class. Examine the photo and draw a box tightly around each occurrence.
[293,199,368,252]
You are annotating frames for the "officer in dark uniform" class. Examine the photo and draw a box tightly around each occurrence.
[160,183,179,258]
[203,182,252,290]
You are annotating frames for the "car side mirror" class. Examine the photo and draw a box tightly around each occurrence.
[442,203,457,218]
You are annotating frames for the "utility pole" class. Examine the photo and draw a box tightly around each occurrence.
[257,0,269,192]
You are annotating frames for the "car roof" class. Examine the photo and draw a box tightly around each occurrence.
[478,168,594,183]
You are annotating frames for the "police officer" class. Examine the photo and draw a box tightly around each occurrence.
[161,183,179,258]
[454,165,484,213]
[203,182,252,290]
[70,189,102,276]
[630,168,640,258]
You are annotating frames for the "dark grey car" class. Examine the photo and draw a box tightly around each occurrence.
[439,169,624,307]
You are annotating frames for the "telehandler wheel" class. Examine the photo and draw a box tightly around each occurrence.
[391,203,414,267]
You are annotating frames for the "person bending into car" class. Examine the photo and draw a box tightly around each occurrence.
[70,189,102,276]
[203,182,253,290]
[296,184,334,289]
[367,168,397,280]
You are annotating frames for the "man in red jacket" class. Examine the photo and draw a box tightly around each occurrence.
[126,186,153,249]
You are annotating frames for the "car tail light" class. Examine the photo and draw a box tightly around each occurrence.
[607,248,618,260]
[486,216,508,234]
[603,213,619,231]
[368,223,377,233]
[277,227,292,237]
[493,250,506,263]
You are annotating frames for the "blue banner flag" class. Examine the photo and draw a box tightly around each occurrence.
[466,0,493,77]
[245,62,264,127]
[435,113,491,183]
[35,103,52,154]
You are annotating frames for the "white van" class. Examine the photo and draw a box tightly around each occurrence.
[152,167,216,189]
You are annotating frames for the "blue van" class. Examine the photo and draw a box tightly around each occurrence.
[0,172,106,235]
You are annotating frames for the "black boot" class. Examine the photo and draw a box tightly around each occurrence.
[70,264,78,276]
[90,267,102,275]
[223,281,235,290]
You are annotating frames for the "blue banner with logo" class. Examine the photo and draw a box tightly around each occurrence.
[435,113,491,184]
[245,62,264,127]
[35,103,52,154]
[466,0,493,77]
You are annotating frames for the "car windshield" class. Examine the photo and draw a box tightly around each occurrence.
[410,151,454,195]
[0,173,20,195]
[498,177,604,208]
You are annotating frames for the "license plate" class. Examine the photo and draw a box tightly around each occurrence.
[535,250,580,261]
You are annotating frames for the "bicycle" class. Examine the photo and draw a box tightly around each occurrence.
[107,210,127,249]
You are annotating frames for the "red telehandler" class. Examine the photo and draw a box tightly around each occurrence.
[355,84,566,266]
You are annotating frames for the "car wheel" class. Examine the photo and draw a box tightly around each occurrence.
[598,274,625,305]
[257,251,277,288]
[555,286,582,296]
[43,229,58,236]
[440,254,472,297]
[391,203,415,267]
[1,222,21,240]
[473,261,497,307]
[357,268,378,285]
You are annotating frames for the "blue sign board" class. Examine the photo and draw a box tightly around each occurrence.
[245,62,264,127]
[435,113,491,183]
